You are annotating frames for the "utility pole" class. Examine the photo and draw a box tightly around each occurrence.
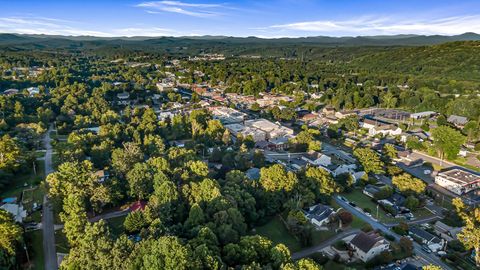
[376,204,379,220]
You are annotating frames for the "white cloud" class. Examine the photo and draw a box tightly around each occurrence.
[0,16,179,37]
[268,15,480,36]
[136,1,224,17]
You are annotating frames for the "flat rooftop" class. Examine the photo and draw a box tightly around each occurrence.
[438,168,480,185]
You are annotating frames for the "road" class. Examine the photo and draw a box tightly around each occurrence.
[42,125,58,270]
[291,229,360,260]
[334,197,452,270]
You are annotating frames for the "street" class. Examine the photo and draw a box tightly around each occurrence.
[42,125,58,270]
[334,197,452,270]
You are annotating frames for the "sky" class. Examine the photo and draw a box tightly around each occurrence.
[0,0,480,37]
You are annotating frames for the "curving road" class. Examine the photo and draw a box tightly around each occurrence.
[334,197,451,270]
[42,125,58,270]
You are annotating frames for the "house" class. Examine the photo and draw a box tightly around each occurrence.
[322,106,335,115]
[94,170,110,183]
[156,82,174,92]
[363,184,381,198]
[26,86,40,96]
[434,168,480,195]
[410,111,436,120]
[304,204,334,228]
[268,137,289,151]
[349,231,390,262]
[433,221,462,241]
[447,115,468,127]
[361,119,402,137]
[335,110,358,119]
[333,164,357,177]
[409,226,444,252]
[2,89,19,96]
[117,92,131,105]
[245,167,260,180]
[0,203,27,223]
[301,151,332,167]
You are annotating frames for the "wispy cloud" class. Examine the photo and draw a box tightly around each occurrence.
[0,16,178,37]
[136,1,225,17]
[266,15,480,36]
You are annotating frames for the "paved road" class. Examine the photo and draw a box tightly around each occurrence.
[291,229,360,260]
[334,197,452,270]
[42,125,58,270]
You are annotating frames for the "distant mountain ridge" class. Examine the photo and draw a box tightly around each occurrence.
[0,32,479,46]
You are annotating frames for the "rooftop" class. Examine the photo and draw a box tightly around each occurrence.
[437,168,480,185]
[350,231,386,253]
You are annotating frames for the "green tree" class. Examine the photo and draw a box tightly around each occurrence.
[0,134,24,172]
[0,209,22,268]
[431,126,465,160]
[452,198,480,267]
[392,173,426,194]
[353,147,384,174]
[127,163,154,200]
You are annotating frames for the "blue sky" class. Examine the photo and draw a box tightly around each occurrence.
[0,0,479,37]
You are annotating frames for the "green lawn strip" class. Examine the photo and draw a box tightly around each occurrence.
[55,230,70,254]
[253,216,302,252]
[25,230,44,270]
[341,190,396,223]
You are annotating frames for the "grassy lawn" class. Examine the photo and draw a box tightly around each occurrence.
[254,216,302,252]
[107,215,127,236]
[341,189,397,223]
[311,230,336,246]
[25,230,44,270]
[0,160,45,199]
[55,230,70,253]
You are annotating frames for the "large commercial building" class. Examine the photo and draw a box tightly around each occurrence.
[210,106,247,124]
[435,168,480,195]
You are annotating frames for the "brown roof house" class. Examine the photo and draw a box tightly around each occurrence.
[349,231,390,262]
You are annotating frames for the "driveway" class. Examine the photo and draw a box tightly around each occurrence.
[291,228,360,260]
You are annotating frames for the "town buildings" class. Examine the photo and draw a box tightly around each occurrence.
[434,168,480,195]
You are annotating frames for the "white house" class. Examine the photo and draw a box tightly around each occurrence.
[349,231,390,262]
[409,227,444,252]
[434,168,480,195]
[333,164,357,177]
[361,119,402,137]
[301,151,332,167]
[0,203,27,223]
[27,86,40,96]
[304,204,334,228]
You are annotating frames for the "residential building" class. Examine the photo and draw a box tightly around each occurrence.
[2,89,19,96]
[335,110,358,119]
[117,92,131,105]
[245,167,260,180]
[301,151,332,167]
[349,231,390,262]
[304,204,335,228]
[0,203,26,223]
[361,118,402,137]
[27,86,40,96]
[434,168,480,195]
[447,115,468,127]
[410,111,436,120]
[409,227,444,252]
[433,221,462,241]
[363,184,381,198]
[94,170,110,183]
[333,164,357,177]
[156,82,174,92]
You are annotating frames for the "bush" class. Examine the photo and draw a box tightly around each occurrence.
[361,224,373,232]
